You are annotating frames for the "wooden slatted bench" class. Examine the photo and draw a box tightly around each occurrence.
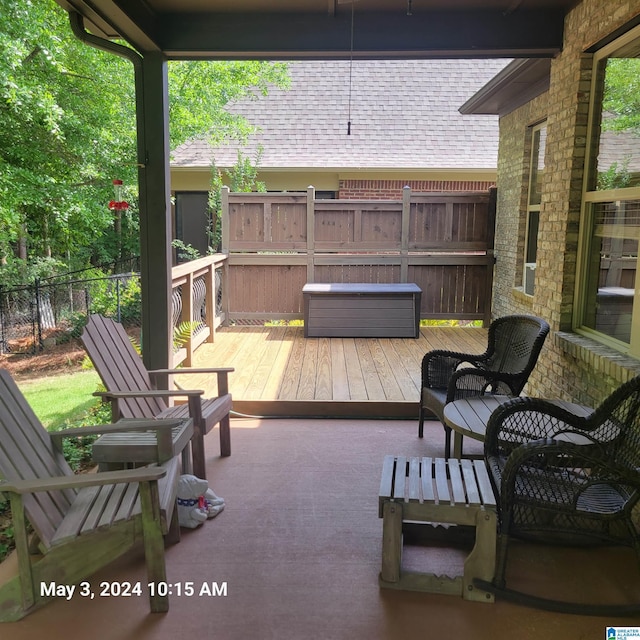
[303,283,421,338]
[378,455,497,602]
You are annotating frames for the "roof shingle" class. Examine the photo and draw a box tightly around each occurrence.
[172,59,508,171]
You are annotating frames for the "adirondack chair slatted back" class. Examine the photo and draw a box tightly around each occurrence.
[0,369,76,548]
[81,314,167,419]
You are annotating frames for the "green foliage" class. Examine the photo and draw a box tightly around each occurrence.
[208,148,267,252]
[0,0,289,272]
[0,501,13,561]
[20,370,101,429]
[226,148,267,193]
[264,319,304,327]
[0,255,66,289]
[168,62,289,150]
[18,369,107,472]
[173,320,201,350]
[172,239,201,262]
[46,399,111,472]
[0,0,137,268]
[597,159,632,190]
[88,276,141,324]
[602,57,640,134]
[419,319,483,327]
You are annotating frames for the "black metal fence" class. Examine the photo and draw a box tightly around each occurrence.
[0,268,141,355]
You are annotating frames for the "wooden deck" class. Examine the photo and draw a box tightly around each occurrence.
[178,325,488,418]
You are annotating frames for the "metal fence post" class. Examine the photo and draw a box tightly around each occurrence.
[34,278,43,352]
[0,286,6,354]
[116,277,122,323]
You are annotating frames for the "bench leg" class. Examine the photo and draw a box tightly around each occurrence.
[463,508,497,602]
[220,415,231,457]
[380,501,403,583]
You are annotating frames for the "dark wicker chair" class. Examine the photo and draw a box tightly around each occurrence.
[418,315,550,459]
[477,375,640,614]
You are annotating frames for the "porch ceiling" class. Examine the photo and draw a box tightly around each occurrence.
[55,0,580,59]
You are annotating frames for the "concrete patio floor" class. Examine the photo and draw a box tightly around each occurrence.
[5,417,640,639]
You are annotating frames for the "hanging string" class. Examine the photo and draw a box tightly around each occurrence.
[347,0,354,135]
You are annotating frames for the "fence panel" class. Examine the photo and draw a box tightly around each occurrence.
[409,194,490,250]
[227,193,307,251]
[223,187,496,325]
[408,260,492,318]
[314,200,403,251]
[226,262,307,321]
[314,261,402,284]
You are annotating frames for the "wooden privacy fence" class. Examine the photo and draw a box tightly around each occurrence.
[221,186,496,325]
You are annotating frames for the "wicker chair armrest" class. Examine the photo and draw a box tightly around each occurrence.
[497,438,639,510]
[447,367,521,401]
[421,350,488,388]
[484,397,594,458]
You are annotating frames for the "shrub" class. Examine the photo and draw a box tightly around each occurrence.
[89,275,141,324]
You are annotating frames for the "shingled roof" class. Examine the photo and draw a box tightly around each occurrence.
[171,59,508,172]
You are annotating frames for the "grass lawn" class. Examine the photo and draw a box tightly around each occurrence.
[18,370,102,429]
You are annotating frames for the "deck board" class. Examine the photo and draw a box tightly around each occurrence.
[379,339,419,401]
[315,337,333,401]
[342,338,368,401]
[186,325,488,418]
[298,338,319,400]
[355,338,387,401]
[330,339,350,401]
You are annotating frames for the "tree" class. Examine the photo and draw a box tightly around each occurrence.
[602,57,640,133]
[206,148,266,253]
[0,0,288,281]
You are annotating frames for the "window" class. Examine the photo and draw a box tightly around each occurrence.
[577,25,640,354]
[523,122,546,295]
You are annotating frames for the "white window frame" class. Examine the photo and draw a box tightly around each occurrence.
[575,24,640,356]
[523,121,546,296]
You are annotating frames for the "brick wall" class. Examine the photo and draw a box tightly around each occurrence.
[493,0,640,408]
[338,179,495,199]
[493,94,547,320]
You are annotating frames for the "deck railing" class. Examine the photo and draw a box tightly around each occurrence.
[171,254,226,366]
[221,186,496,326]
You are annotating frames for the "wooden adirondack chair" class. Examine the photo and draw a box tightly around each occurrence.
[0,368,182,621]
[81,314,233,480]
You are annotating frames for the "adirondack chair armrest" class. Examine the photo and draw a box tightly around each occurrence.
[149,368,234,395]
[50,419,187,449]
[150,367,234,375]
[94,389,205,399]
[0,465,167,495]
